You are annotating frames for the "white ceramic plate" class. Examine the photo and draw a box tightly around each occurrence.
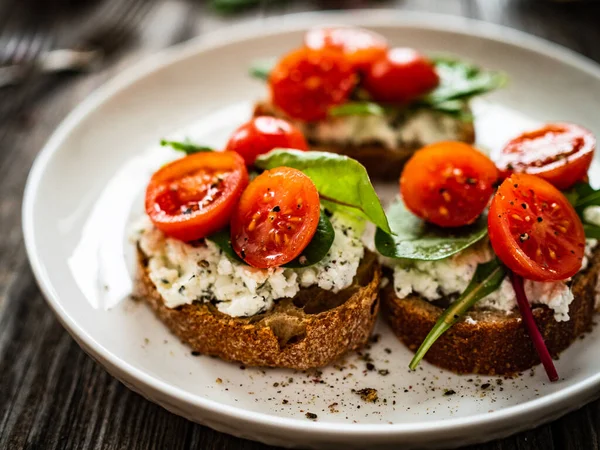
[23,10,600,450]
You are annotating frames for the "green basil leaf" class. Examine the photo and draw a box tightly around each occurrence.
[422,58,507,105]
[584,224,600,239]
[255,149,391,233]
[249,58,276,81]
[409,258,507,370]
[329,102,386,117]
[375,200,488,260]
[284,211,335,268]
[574,187,600,211]
[207,228,243,263]
[563,181,600,238]
[207,210,335,268]
[160,139,214,154]
[426,99,474,122]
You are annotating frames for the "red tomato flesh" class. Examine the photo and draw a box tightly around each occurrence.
[225,116,308,165]
[495,123,595,190]
[400,142,498,227]
[269,47,357,122]
[146,152,248,242]
[304,27,388,70]
[488,174,586,281]
[231,167,320,268]
[363,47,439,104]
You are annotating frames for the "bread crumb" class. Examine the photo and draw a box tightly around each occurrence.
[355,388,378,403]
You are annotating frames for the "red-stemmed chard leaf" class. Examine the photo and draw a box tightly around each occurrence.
[509,271,559,382]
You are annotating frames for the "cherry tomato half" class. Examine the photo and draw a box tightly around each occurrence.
[146,152,248,242]
[269,48,357,122]
[495,123,595,190]
[363,47,439,104]
[225,116,308,166]
[231,167,320,268]
[400,142,498,228]
[488,174,585,281]
[304,27,388,71]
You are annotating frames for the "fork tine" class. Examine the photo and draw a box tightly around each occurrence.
[83,0,156,53]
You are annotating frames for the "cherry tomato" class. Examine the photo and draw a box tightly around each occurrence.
[231,167,320,268]
[146,152,248,242]
[225,116,308,166]
[269,48,357,122]
[400,142,498,227]
[304,27,388,70]
[363,47,439,103]
[495,123,595,190]
[488,174,585,281]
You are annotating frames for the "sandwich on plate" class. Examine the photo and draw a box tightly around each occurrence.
[251,26,505,178]
[132,117,390,369]
[378,123,599,379]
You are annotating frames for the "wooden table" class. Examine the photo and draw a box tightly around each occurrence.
[2,1,600,448]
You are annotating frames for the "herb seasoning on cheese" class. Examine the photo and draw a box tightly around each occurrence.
[132,212,365,317]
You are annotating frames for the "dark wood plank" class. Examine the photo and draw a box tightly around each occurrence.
[2,1,600,449]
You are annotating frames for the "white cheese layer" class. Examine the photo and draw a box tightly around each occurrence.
[301,109,465,150]
[390,239,598,322]
[132,212,365,317]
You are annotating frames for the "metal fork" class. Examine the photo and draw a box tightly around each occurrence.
[0,0,156,89]
[0,25,55,87]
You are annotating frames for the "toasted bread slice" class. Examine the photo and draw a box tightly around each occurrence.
[134,248,381,369]
[253,101,476,180]
[381,250,600,375]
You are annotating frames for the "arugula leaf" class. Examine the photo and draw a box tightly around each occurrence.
[283,212,334,268]
[329,102,386,117]
[249,59,275,81]
[160,139,214,154]
[255,149,391,234]
[563,181,600,239]
[207,228,243,262]
[421,58,507,105]
[409,258,506,370]
[375,201,488,261]
[583,224,600,239]
[573,185,600,211]
[425,99,474,122]
[207,210,335,268]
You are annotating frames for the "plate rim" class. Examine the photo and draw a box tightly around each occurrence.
[22,9,600,439]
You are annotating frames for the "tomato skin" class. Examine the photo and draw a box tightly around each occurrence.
[495,123,595,190]
[269,48,357,122]
[363,47,439,103]
[400,142,498,228]
[304,27,388,71]
[225,116,308,165]
[488,174,585,282]
[145,152,248,242]
[231,167,320,268]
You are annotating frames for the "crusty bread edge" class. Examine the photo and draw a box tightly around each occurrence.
[133,249,382,370]
[381,251,600,376]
